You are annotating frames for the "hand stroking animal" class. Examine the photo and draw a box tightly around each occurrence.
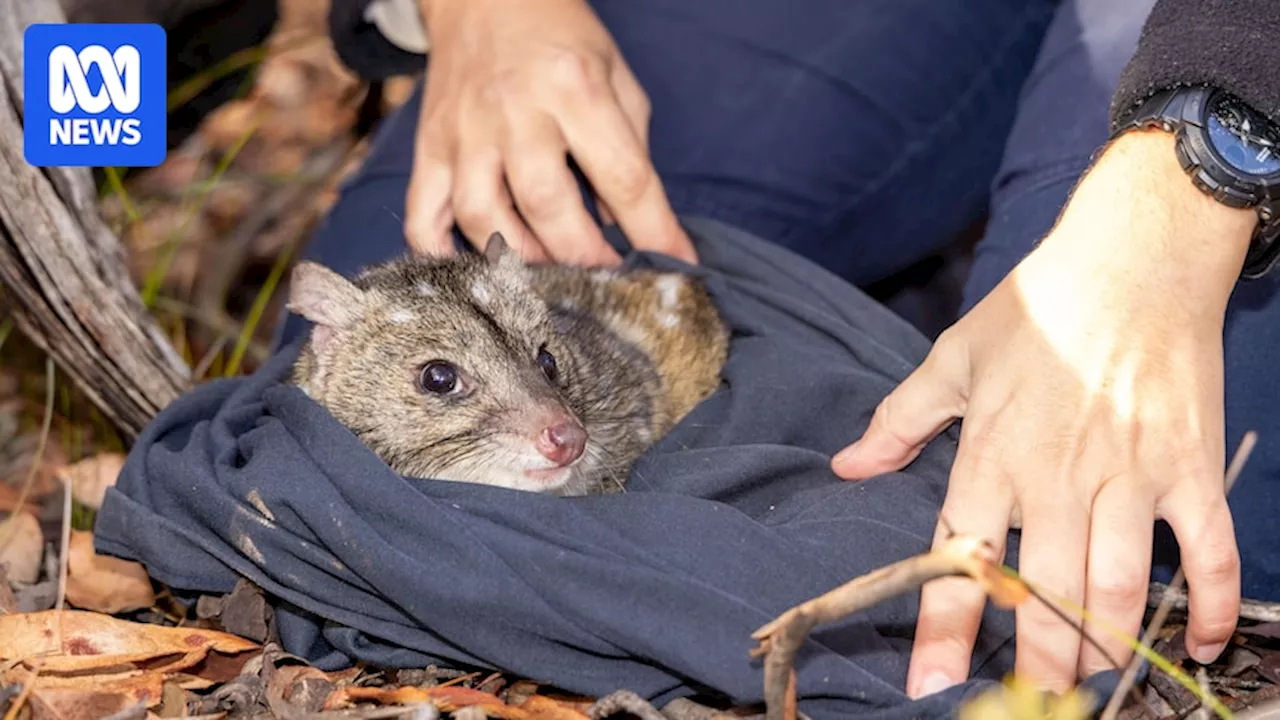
[286,232,729,496]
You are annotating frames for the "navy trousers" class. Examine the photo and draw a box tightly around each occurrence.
[285,0,1280,599]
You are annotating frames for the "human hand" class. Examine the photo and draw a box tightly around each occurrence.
[405,0,696,266]
[832,129,1254,696]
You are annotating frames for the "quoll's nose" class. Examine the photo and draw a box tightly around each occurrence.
[536,421,587,466]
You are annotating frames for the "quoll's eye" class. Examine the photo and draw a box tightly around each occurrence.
[418,360,460,395]
[537,344,558,382]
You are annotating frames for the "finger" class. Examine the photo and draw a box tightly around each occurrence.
[907,444,1015,698]
[1078,477,1155,678]
[1015,485,1090,694]
[594,62,648,229]
[451,133,547,263]
[503,112,619,266]
[1161,479,1240,664]
[546,64,696,264]
[831,345,967,480]
[404,146,457,257]
[610,60,651,150]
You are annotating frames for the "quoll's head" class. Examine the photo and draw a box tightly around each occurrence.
[287,234,598,495]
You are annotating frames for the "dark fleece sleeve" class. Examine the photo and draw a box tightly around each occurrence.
[328,0,425,80]
[1110,0,1280,130]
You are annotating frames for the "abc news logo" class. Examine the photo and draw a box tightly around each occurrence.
[48,44,143,146]
[24,23,166,168]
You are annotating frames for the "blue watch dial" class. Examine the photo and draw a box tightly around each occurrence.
[1206,95,1280,176]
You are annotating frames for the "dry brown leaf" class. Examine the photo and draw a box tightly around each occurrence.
[157,680,189,717]
[0,481,41,513]
[125,205,212,255]
[58,453,127,510]
[0,510,44,583]
[201,100,261,151]
[268,662,338,712]
[256,143,309,176]
[127,149,210,196]
[299,107,356,145]
[255,59,309,109]
[331,686,591,719]
[517,696,597,719]
[205,183,258,232]
[21,666,218,699]
[64,530,156,613]
[28,686,139,720]
[0,609,259,673]
[16,666,167,708]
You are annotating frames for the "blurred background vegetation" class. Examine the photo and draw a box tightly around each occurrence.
[1,0,418,470]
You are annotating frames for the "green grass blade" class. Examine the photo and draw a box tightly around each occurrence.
[0,316,15,355]
[223,238,297,377]
[102,166,142,223]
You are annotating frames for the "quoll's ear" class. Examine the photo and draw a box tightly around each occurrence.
[286,261,365,329]
[484,232,509,263]
[484,231,525,273]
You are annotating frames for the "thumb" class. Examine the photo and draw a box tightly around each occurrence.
[832,351,967,480]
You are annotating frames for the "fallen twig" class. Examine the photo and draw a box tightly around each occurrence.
[749,534,1012,720]
[1145,582,1280,624]
[1101,431,1258,720]
[54,419,71,648]
[589,690,665,720]
[0,661,40,720]
[660,698,747,720]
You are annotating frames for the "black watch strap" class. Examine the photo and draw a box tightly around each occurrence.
[1113,87,1280,279]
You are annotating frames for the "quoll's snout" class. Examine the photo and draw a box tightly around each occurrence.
[536,420,588,466]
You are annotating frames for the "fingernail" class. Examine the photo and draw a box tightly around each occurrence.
[913,671,955,698]
[832,441,861,467]
[1190,641,1227,664]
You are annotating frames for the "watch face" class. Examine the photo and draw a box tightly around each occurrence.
[1206,93,1280,176]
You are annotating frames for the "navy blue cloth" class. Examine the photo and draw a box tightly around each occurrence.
[103,219,1023,718]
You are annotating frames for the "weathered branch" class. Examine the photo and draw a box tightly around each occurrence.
[0,0,191,437]
[1145,581,1280,624]
[749,535,1010,720]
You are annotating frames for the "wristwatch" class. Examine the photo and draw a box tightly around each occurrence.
[1112,86,1280,279]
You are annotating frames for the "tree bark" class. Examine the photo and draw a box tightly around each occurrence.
[0,0,191,438]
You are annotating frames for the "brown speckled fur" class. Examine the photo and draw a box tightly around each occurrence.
[287,233,728,496]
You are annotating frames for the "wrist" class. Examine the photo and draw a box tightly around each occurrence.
[1052,129,1257,303]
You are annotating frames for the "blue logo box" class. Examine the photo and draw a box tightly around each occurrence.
[24,23,167,168]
